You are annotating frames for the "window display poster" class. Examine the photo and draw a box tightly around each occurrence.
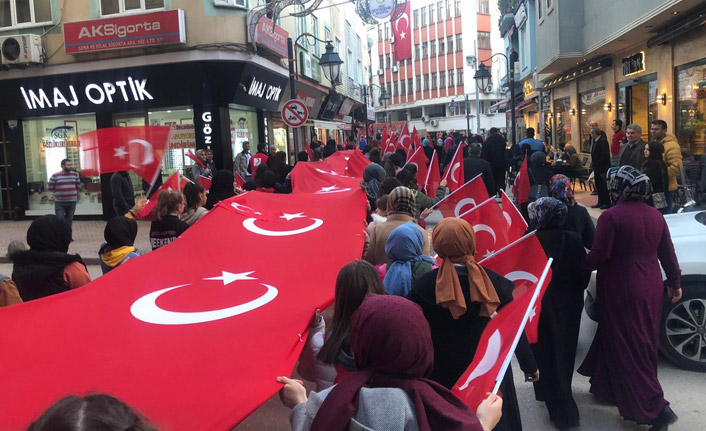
[229,108,259,155]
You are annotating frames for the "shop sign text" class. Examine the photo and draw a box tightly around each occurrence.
[20,78,153,111]
[622,52,646,77]
[248,78,282,102]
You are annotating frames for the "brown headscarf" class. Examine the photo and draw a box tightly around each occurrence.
[432,218,500,319]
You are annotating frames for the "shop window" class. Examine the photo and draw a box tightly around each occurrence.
[676,59,706,155]
[553,97,572,148]
[579,88,605,153]
[100,0,164,16]
[0,0,52,27]
[23,115,101,214]
[147,108,196,179]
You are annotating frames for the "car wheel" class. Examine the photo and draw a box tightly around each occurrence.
[659,282,706,372]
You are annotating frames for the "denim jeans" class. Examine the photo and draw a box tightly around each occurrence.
[55,201,77,224]
[665,190,675,214]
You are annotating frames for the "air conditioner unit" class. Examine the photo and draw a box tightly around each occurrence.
[0,34,43,65]
[422,115,430,123]
[377,69,384,76]
[392,65,399,73]
[390,36,395,44]
[430,119,439,126]
[485,84,493,92]
[466,55,475,67]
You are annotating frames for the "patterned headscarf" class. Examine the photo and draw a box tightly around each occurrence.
[388,186,416,217]
[608,165,652,205]
[384,222,436,297]
[530,197,568,230]
[550,174,576,206]
[444,136,455,152]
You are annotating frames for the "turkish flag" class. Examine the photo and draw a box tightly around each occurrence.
[405,147,429,189]
[197,175,212,190]
[0,189,368,430]
[383,138,396,155]
[442,143,467,192]
[235,172,246,188]
[479,232,552,343]
[186,149,206,168]
[305,141,313,161]
[324,150,371,178]
[501,190,528,242]
[513,156,530,205]
[423,150,441,197]
[452,259,552,410]
[412,126,421,150]
[136,171,189,220]
[290,161,363,194]
[381,127,389,147]
[435,174,490,218]
[392,1,412,62]
[398,123,412,154]
[459,197,511,261]
[79,126,171,184]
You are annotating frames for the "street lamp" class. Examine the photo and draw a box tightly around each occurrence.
[287,33,344,155]
[379,88,391,126]
[474,51,519,146]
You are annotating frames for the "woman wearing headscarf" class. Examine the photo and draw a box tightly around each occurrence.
[98,216,141,274]
[641,140,668,211]
[407,218,538,431]
[396,168,449,219]
[280,294,503,431]
[363,163,386,208]
[10,215,91,302]
[578,166,681,431]
[382,222,435,297]
[564,145,582,170]
[422,137,434,161]
[549,174,595,249]
[527,197,590,430]
[205,169,236,210]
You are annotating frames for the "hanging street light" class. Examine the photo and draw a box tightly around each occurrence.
[319,42,344,87]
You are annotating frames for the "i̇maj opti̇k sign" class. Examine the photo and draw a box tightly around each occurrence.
[64,10,186,54]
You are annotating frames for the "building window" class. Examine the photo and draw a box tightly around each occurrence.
[437,1,444,21]
[438,38,445,54]
[312,15,320,56]
[478,31,491,49]
[400,79,406,95]
[295,5,307,40]
[457,68,464,86]
[410,107,423,119]
[377,24,382,41]
[421,6,427,26]
[429,5,435,23]
[414,44,420,59]
[546,0,552,10]
[579,88,605,153]
[553,98,572,147]
[101,0,165,15]
[422,42,428,57]
[478,0,489,14]
[325,26,332,41]
[408,78,413,94]
[423,74,429,91]
[448,70,454,87]
[379,55,384,70]
[0,0,52,26]
[431,72,437,89]
[440,72,446,88]
[446,0,452,18]
[430,40,436,57]
[456,34,462,51]
[428,104,446,118]
[454,0,461,16]
[447,36,454,54]
[384,22,389,39]
[676,59,706,155]
[538,0,543,20]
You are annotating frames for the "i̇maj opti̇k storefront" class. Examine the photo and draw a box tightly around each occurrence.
[0,60,287,219]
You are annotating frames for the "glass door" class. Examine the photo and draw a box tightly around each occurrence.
[113,114,149,200]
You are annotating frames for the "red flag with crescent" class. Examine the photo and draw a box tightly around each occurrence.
[305,141,313,161]
[412,126,421,149]
[442,142,467,192]
[79,126,171,184]
[405,147,429,189]
[186,149,206,168]
[136,171,189,220]
[513,156,530,205]
[0,189,368,430]
[424,150,441,197]
[289,161,363,194]
[398,123,412,154]
[323,150,371,178]
[392,1,412,62]
[434,174,490,218]
[459,197,511,261]
[501,190,528,242]
[479,232,552,343]
[235,172,246,188]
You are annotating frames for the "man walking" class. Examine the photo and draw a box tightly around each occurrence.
[234,141,251,179]
[518,128,544,156]
[589,128,611,209]
[618,124,646,170]
[110,171,135,217]
[610,119,626,167]
[650,120,682,213]
[465,142,496,198]
[481,127,508,195]
[48,159,81,223]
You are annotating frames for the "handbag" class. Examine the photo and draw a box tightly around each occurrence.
[652,165,668,209]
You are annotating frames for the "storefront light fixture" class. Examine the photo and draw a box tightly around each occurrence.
[603,102,612,112]
[547,112,553,118]
[569,108,576,116]
[658,93,667,105]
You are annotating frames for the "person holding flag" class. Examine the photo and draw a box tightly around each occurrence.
[396,168,448,219]
[527,197,590,430]
[407,218,539,431]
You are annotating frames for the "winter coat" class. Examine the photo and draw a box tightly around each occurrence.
[661,133,682,192]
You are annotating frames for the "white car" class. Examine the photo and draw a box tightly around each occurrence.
[585,209,706,372]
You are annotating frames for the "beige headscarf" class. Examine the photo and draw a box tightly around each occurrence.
[432,218,500,319]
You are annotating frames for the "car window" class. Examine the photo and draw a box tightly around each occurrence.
[696,211,706,226]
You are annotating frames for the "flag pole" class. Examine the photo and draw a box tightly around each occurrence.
[477,230,537,265]
[442,141,464,182]
[402,146,421,168]
[433,173,483,209]
[423,150,437,193]
[492,258,553,394]
[457,196,496,219]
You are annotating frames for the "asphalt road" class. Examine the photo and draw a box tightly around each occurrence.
[2,261,704,431]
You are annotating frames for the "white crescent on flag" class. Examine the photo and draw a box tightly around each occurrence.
[395,12,409,38]
[242,215,323,237]
[504,271,539,284]
[128,139,154,168]
[473,224,497,244]
[454,198,477,217]
[458,329,502,390]
[503,211,512,227]
[450,162,461,184]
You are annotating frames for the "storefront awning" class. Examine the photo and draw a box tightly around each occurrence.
[490,98,510,113]
[515,96,537,111]
[314,120,351,131]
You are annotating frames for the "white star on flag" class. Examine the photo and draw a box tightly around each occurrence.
[114,147,128,159]
[280,212,306,221]
[400,32,406,39]
[204,271,256,286]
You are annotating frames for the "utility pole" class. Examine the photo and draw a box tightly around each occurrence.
[287,37,299,155]
[474,40,481,134]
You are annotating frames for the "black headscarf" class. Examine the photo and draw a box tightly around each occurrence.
[205,169,236,210]
[27,215,72,253]
[101,216,138,253]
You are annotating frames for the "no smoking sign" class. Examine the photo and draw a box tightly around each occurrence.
[281,100,309,128]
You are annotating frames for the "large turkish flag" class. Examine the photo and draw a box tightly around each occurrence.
[323,150,371,178]
[392,1,412,62]
[289,161,363,194]
[0,189,367,430]
[79,126,171,184]
[513,156,530,205]
[435,174,490,218]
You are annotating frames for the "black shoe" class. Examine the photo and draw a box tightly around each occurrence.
[553,418,580,430]
[649,406,678,431]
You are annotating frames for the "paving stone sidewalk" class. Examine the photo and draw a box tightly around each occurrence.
[0,219,152,264]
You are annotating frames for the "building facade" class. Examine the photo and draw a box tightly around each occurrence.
[367,0,507,137]
[534,0,706,157]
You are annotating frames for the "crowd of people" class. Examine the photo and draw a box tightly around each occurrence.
[0,125,688,431]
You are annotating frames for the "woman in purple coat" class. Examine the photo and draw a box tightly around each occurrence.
[578,166,682,431]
